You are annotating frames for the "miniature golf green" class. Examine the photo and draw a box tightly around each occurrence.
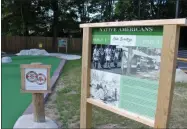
[2,56,61,128]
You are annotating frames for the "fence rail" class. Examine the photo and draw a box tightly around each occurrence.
[1,36,82,53]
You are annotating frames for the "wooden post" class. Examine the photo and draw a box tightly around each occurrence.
[80,27,92,128]
[30,62,45,122]
[154,25,180,128]
[32,93,45,122]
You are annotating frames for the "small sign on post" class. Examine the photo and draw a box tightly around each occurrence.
[58,38,68,53]
[20,63,51,122]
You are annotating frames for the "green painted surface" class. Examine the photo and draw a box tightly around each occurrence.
[93,35,163,48]
[136,35,163,48]
[92,26,163,36]
[2,56,61,128]
[92,35,110,45]
[119,75,159,120]
[92,26,163,46]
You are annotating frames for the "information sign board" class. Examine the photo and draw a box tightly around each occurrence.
[79,19,186,129]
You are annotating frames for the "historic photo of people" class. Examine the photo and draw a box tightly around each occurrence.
[91,44,161,80]
[91,45,122,71]
[90,69,120,107]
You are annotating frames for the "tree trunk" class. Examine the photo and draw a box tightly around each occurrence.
[157,0,161,18]
[138,0,141,19]
[20,1,29,49]
[52,0,58,52]
[175,0,179,18]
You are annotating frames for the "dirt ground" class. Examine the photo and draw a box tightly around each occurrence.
[45,76,187,129]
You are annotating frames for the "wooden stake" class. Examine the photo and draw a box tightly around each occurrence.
[32,93,45,122]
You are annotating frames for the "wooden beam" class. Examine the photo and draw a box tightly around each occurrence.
[87,98,154,127]
[21,64,51,69]
[80,27,92,128]
[177,57,187,62]
[80,18,187,28]
[154,25,180,128]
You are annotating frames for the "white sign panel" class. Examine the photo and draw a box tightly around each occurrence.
[25,68,48,90]
[110,35,136,46]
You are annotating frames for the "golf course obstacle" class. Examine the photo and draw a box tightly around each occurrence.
[13,63,58,128]
[2,56,12,63]
[79,18,187,128]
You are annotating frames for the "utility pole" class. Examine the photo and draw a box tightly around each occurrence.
[175,0,179,18]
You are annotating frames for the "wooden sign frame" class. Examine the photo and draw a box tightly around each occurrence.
[20,64,51,93]
[79,18,187,128]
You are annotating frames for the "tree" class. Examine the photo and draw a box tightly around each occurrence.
[2,0,187,45]
[115,0,139,21]
[179,0,187,18]
[114,0,187,21]
[1,0,51,36]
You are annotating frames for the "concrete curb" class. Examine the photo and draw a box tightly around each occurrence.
[13,114,59,129]
[23,59,66,115]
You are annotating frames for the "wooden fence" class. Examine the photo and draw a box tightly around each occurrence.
[1,36,82,53]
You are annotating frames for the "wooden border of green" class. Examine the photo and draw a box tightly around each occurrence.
[79,19,186,129]
[20,64,51,93]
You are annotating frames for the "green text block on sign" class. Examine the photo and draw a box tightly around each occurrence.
[119,76,159,120]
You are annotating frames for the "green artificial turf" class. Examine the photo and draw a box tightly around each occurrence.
[2,56,61,128]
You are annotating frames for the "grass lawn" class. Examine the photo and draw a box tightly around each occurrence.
[56,59,187,128]
[2,56,61,128]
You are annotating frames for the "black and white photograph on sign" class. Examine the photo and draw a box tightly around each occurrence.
[91,44,161,80]
[90,69,120,106]
[91,44,123,72]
